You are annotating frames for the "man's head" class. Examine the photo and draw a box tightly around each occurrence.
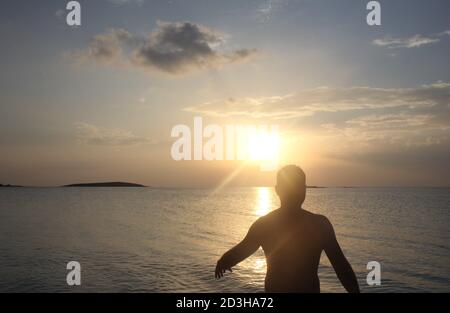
[275,165,306,206]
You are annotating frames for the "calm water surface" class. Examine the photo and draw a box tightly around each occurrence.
[0,187,449,292]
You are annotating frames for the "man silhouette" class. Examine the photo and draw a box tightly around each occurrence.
[215,165,360,293]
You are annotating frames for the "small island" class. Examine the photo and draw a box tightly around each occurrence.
[63,182,146,187]
[0,184,23,187]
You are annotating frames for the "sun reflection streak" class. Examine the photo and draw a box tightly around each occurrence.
[240,256,267,277]
[254,187,272,217]
[252,257,267,274]
[209,161,249,196]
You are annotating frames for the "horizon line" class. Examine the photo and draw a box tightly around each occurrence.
[1,182,450,189]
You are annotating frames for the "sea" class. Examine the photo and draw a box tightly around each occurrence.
[0,187,449,292]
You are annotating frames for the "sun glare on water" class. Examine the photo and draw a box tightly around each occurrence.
[255,187,272,216]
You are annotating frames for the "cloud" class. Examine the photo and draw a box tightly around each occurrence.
[324,112,448,145]
[184,82,450,119]
[70,29,136,65]
[329,135,450,177]
[372,35,439,48]
[75,122,152,146]
[316,104,449,175]
[69,21,258,75]
[438,29,450,36]
[373,29,450,49]
[326,119,450,174]
[345,113,433,129]
[312,110,450,185]
[185,82,450,175]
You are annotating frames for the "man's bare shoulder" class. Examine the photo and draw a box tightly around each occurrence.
[252,208,283,229]
[258,208,283,221]
[302,210,333,230]
[257,209,333,229]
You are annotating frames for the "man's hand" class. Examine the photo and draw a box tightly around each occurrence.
[215,259,233,279]
[214,219,261,279]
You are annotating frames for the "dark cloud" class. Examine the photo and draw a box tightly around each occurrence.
[70,21,258,75]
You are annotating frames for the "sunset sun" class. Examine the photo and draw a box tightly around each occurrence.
[247,131,281,162]
[246,130,281,172]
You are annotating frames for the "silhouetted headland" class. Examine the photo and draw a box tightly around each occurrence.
[0,184,23,188]
[63,182,146,187]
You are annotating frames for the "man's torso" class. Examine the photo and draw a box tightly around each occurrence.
[256,208,327,293]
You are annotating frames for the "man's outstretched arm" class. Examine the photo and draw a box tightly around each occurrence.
[215,220,261,279]
[322,217,360,293]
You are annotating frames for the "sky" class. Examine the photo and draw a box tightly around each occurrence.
[0,0,449,187]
